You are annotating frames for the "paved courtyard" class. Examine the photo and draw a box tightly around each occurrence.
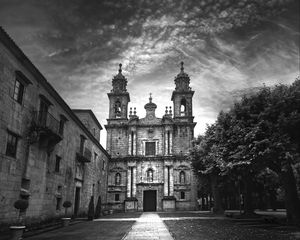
[7,211,298,240]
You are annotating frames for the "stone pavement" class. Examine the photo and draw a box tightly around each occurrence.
[122,213,173,240]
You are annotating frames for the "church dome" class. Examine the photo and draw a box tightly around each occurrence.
[144,93,157,110]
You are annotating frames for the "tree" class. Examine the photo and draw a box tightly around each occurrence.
[191,78,300,223]
[13,199,29,225]
[190,124,225,214]
[63,201,72,217]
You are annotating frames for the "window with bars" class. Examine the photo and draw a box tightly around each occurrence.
[5,131,18,158]
[59,115,67,136]
[115,194,120,201]
[180,191,185,200]
[13,71,32,105]
[145,142,155,156]
[13,78,25,104]
[55,156,61,173]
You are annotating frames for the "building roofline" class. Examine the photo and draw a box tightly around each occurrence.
[72,109,103,130]
[0,26,110,158]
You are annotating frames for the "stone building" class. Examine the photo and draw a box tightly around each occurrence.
[106,63,198,211]
[0,27,109,224]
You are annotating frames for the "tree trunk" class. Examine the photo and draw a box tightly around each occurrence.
[281,164,300,225]
[243,176,254,215]
[210,175,224,214]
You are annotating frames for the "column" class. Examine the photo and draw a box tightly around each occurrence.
[168,166,170,196]
[132,167,137,197]
[169,131,172,154]
[170,167,174,196]
[128,132,132,155]
[127,167,131,197]
[133,132,136,156]
[164,131,168,155]
[164,166,168,196]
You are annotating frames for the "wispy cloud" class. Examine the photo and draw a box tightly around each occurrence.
[0,0,299,146]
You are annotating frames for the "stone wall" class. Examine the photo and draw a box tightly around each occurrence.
[106,127,128,157]
[73,110,102,142]
[0,30,109,224]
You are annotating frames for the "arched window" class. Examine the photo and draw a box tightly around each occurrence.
[114,100,121,117]
[131,131,134,156]
[179,171,185,184]
[115,173,121,185]
[167,131,170,155]
[180,98,186,116]
[147,169,153,182]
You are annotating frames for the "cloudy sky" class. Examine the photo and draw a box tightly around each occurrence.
[0,0,299,147]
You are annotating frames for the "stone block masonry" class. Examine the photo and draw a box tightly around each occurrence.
[0,27,109,225]
[105,62,198,212]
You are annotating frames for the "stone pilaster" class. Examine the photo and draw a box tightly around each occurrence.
[169,131,173,154]
[127,167,131,197]
[164,166,168,196]
[128,132,132,155]
[132,167,136,197]
[170,166,174,196]
[133,132,136,155]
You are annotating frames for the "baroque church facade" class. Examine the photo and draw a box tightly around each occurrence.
[105,63,198,211]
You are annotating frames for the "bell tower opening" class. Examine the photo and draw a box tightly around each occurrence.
[180,98,186,116]
[114,100,122,118]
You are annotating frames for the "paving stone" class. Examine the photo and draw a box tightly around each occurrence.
[123,213,174,240]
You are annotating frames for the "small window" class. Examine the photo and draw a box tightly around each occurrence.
[115,194,120,201]
[147,169,154,182]
[94,152,98,162]
[115,173,121,185]
[131,131,134,156]
[13,78,24,104]
[59,115,67,135]
[5,131,18,158]
[55,156,61,173]
[145,142,155,156]
[167,131,170,154]
[180,191,185,200]
[179,171,185,184]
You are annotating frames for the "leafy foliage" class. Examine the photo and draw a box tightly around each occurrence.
[63,201,72,208]
[190,78,300,222]
[14,199,29,211]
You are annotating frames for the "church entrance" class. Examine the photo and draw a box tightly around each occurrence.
[143,190,157,211]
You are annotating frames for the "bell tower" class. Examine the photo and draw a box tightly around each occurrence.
[107,64,130,121]
[171,62,194,123]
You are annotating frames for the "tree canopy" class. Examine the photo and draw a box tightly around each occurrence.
[190,78,300,223]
